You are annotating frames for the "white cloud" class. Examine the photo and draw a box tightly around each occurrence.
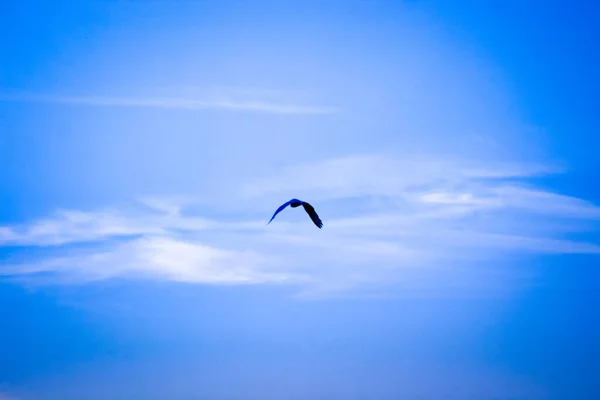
[0,92,336,115]
[240,153,561,203]
[1,154,598,295]
[0,208,166,246]
[2,236,294,285]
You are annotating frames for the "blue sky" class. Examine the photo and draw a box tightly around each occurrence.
[1,1,599,399]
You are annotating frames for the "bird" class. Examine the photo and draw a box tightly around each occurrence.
[267,198,323,228]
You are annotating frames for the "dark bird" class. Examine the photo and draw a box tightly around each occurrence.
[267,198,323,228]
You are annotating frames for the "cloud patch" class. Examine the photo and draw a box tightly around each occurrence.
[1,154,599,295]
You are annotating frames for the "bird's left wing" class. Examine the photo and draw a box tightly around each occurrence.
[302,202,323,228]
[267,200,293,224]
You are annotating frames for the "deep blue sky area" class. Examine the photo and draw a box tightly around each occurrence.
[1,1,599,399]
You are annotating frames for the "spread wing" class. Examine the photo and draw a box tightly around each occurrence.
[267,200,293,224]
[302,202,323,228]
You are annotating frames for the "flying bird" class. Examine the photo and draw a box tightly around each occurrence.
[267,198,323,228]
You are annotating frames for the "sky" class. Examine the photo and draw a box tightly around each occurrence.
[1,0,599,399]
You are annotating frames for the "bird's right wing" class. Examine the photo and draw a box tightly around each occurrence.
[302,202,323,228]
[267,200,293,224]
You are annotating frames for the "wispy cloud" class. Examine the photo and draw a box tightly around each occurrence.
[1,236,295,285]
[240,154,562,202]
[1,154,598,296]
[0,92,337,115]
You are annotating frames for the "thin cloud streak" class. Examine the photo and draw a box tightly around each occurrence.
[240,154,563,202]
[0,92,337,115]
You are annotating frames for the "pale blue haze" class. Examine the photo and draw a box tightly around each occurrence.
[1,1,599,399]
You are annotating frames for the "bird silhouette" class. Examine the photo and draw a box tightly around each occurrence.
[267,198,323,228]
